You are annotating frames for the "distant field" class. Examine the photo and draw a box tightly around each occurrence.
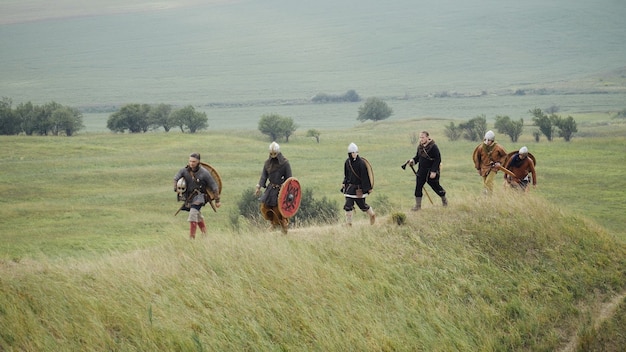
[1,103,625,351]
[2,0,626,109]
[0,0,213,25]
[80,91,626,132]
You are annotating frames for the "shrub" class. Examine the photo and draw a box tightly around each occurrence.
[292,188,340,226]
[391,212,407,225]
[232,187,340,228]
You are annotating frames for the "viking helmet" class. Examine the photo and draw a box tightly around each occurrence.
[347,143,358,153]
[484,130,495,141]
[519,146,528,154]
[176,178,186,194]
[269,141,280,153]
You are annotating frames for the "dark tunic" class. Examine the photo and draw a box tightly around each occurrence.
[258,153,292,207]
[174,165,219,206]
[342,155,372,198]
[411,139,442,176]
[410,139,446,198]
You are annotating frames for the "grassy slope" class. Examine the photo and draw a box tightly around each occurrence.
[1,116,625,350]
[0,196,624,351]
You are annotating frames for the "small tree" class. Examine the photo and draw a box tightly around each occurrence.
[444,121,462,141]
[149,103,173,132]
[459,114,487,142]
[258,113,283,141]
[171,105,208,133]
[15,101,37,135]
[280,117,297,143]
[0,97,21,135]
[342,89,361,102]
[258,114,297,142]
[530,108,555,141]
[107,103,151,133]
[533,130,541,142]
[357,97,393,122]
[36,101,64,135]
[494,115,524,142]
[554,115,577,142]
[306,129,321,143]
[51,106,84,136]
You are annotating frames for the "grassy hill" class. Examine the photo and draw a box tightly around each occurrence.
[1,194,624,351]
[1,115,625,350]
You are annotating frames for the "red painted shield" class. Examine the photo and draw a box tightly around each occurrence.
[277,177,301,218]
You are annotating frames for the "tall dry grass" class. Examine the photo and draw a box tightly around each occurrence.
[1,115,625,350]
[1,193,625,351]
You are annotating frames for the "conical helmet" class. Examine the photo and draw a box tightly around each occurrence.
[176,178,187,194]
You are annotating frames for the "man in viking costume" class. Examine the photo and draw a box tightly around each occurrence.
[342,143,375,226]
[473,130,508,194]
[255,142,292,234]
[504,146,537,191]
[174,152,221,239]
[405,131,448,211]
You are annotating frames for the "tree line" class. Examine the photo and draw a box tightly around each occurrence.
[0,98,84,136]
[3,94,489,140]
[106,104,208,133]
[0,95,571,142]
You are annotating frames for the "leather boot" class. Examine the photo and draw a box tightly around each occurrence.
[411,197,422,211]
[441,196,448,207]
[366,208,376,225]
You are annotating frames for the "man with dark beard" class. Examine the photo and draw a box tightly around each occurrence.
[405,131,448,211]
[255,142,292,234]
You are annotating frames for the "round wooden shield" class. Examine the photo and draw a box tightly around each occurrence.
[472,143,482,165]
[361,157,374,189]
[504,150,536,167]
[277,177,301,218]
[200,161,222,199]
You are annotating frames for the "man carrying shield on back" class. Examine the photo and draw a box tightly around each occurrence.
[173,152,221,239]
[342,142,375,226]
[255,142,292,234]
[504,146,537,192]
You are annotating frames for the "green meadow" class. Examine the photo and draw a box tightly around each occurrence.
[2,0,626,349]
[1,114,625,350]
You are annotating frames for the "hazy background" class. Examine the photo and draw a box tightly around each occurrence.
[1,0,625,130]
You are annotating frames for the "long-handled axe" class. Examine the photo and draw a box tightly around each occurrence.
[401,161,434,205]
[495,164,517,179]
